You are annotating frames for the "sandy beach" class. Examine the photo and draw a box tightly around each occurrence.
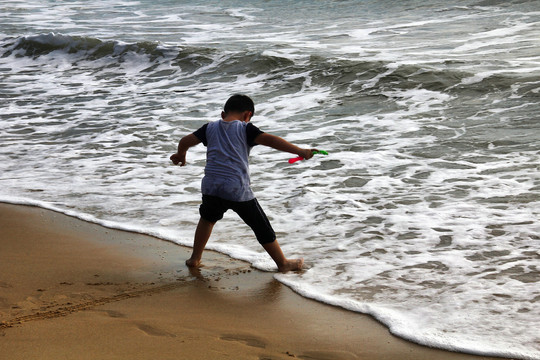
[0,202,512,360]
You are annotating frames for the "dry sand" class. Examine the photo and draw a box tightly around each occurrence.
[0,202,512,360]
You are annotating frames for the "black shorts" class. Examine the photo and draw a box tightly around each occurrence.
[199,195,276,244]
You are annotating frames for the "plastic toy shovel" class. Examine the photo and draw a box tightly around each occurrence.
[289,150,328,164]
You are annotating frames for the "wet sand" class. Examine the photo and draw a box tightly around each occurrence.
[0,202,512,360]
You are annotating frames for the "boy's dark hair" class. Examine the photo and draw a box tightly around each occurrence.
[224,94,255,115]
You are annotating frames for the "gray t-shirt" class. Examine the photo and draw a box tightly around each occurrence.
[193,120,263,202]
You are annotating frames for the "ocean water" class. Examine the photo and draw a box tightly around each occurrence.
[1,0,539,358]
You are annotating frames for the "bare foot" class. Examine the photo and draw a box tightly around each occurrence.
[185,258,202,268]
[278,258,304,273]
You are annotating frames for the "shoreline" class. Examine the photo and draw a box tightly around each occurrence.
[0,202,513,360]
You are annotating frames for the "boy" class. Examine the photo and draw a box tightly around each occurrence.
[170,94,316,273]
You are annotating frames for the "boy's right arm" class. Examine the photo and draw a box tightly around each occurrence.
[255,133,315,159]
[170,134,201,166]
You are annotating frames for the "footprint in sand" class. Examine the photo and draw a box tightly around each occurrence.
[136,323,176,337]
[104,310,126,318]
[220,333,266,349]
[94,309,126,318]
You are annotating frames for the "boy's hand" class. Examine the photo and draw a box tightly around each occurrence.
[170,152,186,166]
[171,134,201,166]
[300,148,318,160]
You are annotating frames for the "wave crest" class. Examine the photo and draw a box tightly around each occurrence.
[1,33,531,99]
[2,33,165,60]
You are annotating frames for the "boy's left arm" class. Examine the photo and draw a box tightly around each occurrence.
[170,134,201,166]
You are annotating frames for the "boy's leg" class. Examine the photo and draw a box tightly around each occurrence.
[233,199,303,273]
[186,217,215,267]
[188,195,227,267]
[262,240,304,273]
